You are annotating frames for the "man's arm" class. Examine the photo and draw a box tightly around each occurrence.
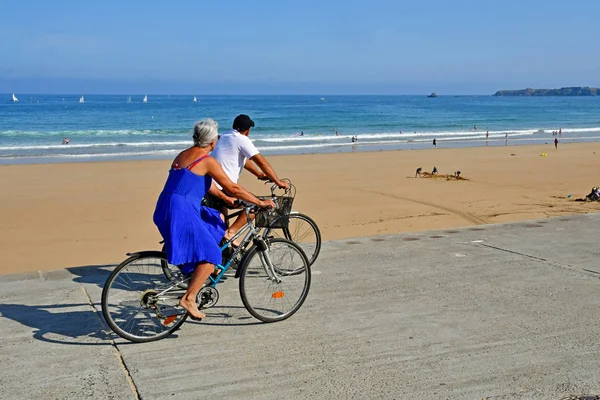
[249,154,289,189]
[244,159,267,180]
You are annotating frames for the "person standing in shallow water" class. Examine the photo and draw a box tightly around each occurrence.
[432,138,437,148]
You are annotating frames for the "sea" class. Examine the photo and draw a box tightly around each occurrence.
[2,94,600,164]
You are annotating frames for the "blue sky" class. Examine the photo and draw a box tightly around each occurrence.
[1,0,599,94]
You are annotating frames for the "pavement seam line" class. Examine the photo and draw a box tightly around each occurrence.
[79,285,142,400]
[477,243,600,278]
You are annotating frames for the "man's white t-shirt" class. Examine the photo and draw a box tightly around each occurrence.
[211,129,259,188]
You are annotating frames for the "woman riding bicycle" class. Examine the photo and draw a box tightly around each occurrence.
[153,118,274,320]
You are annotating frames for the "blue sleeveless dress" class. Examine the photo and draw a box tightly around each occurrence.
[153,155,226,274]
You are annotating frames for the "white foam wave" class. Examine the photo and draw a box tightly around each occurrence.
[0,141,190,151]
[253,129,540,143]
[0,149,180,159]
[0,129,174,137]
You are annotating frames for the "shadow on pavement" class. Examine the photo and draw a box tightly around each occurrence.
[192,305,264,327]
[0,302,123,346]
[66,264,116,288]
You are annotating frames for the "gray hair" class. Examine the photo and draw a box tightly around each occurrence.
[192,118,219,147]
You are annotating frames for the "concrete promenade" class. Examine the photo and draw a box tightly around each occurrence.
[1,214,599,399]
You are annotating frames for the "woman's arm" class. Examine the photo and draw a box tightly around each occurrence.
[207,181,237,208]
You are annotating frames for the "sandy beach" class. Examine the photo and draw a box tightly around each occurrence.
[1,142,599,275]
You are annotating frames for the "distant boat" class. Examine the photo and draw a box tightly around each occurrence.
[143,95,148,103]
[193,96,197,102]
[127,95,132,103]
[427,93,438,98]
[79,95,85,103]
[11,93,19,103]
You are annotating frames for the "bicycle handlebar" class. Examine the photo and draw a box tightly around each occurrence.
[267,178,292,196]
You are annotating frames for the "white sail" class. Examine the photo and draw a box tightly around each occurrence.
[143,95,148,103]
[193,96,197,102]
[11,93,18,102]
[127,95,132,103]
[79,95,85,103]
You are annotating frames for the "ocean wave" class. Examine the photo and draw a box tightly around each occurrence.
[0,140,190,151]
[2,135,600,160]
[0,129,183,137]
[253,129,542,143]
[0,149,180,159]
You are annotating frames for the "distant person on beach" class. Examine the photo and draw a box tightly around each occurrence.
[62,137,70,145]
[415,167,422,178]
[554,138,558,149]
[432,166,438,175]
[152,118,274,320]
[208,114,289,241]
[300,131,304,136]
[455,171,461,179]
[486,131,489,139]
[559,128,562,136]
[473,124,478,131]
[432,138,437,148]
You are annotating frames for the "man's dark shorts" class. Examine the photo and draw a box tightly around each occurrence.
[202,192,226,211]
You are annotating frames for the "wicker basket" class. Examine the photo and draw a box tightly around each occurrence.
[254,195,294,228]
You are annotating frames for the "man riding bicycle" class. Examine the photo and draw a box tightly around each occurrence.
[206,114,289,242]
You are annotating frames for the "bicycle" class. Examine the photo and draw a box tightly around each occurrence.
[164,179,321,270]
[159,179,320,289]
[101,204,311,343]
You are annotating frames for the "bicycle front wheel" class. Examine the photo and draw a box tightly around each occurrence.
[265,212,321,266]
[239,238,311,323]
[101,253,188,343]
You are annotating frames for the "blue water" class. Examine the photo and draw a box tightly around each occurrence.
[1,94,600,164]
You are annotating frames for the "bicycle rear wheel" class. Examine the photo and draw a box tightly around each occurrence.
[265,212,321,266]
[239,238,311,323]
[102,253,188,343]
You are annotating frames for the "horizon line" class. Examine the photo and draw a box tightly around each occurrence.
[3,93,492,97]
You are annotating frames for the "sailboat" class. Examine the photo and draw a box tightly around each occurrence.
[193,96,197,103]
[127,95,132,103]
[79,95,85,103]
[143,95,148,103]
[11,93,19,103]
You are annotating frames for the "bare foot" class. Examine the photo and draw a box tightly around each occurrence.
[179,298,205,320]
[223,230,242,248]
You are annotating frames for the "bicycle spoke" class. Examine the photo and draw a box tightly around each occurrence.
[102,254,189,342]
[239,239,310,322]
